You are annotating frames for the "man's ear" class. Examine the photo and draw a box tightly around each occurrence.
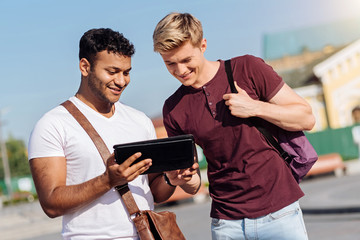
[200,38,207,53]
[79,58,91,77]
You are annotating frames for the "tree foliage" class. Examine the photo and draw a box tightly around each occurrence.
[0,136,30,179]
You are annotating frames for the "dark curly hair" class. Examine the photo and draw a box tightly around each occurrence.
[79,28,135,66]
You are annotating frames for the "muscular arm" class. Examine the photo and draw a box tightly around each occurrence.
[30,153,151,218]
[224,82,315,131]
[258,84,315,131]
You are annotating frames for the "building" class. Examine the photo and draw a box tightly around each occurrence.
[264,18,360,131]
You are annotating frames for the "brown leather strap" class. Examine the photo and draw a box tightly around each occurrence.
[61,100,110,164]
[61,100,140,216]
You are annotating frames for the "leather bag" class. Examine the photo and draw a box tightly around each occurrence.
[61,100,186,240]
[224,59,318,183]
[133,210,184,240]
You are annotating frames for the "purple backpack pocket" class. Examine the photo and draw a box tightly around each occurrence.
[278,130,318,183]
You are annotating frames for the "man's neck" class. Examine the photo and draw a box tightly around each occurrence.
[75,92,115,118]
[193,60,220,88]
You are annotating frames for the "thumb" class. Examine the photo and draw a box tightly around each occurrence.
[234,81,242,92]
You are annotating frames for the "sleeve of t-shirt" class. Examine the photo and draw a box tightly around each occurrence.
[28,112,65,160]
[242,55,284,101]
[162,101,184,137]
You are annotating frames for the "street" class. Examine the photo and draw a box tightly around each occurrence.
[1,173,360,239]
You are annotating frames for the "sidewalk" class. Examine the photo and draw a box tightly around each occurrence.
[0,201,62,240]
[1,159,360,240]
[299,172,360,240]
[300,159,360,211]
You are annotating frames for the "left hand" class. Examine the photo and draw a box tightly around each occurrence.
[223,81,258,118]
[164,162,199,186]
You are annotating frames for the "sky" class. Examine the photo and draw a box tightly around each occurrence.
[1,0,360,144]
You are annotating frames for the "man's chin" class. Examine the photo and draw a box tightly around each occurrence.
[179,79,194,87]
[106,95,121,104]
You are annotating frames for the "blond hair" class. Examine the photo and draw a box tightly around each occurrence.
[153,12,203,53]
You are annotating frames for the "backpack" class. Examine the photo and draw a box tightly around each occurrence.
[224,59,318,183]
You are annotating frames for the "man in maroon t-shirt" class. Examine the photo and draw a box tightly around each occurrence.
[153,13,315,240]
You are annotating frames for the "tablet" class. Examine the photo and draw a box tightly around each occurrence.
[113,134,195,174]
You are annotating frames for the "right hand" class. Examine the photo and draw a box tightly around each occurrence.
[164,162,199,186]
[104,152,152,188]
[223,81,258,119]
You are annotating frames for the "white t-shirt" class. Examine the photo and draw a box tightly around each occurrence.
[28,97,157,239]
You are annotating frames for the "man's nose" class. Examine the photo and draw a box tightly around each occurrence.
[114,73,127,87]
[175,64,187,75]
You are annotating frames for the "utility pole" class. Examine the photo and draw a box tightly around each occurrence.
[0,110,12,200]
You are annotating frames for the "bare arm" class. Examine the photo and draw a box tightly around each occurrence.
[223,82,315,131]
[148,173,176,203]
[30,153,151,218]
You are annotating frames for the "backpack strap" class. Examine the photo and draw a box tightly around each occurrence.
[224,60,238,94]
[224,60,292,164]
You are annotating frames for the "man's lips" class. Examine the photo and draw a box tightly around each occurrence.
[177,70,193,79]
[109,86,124,94]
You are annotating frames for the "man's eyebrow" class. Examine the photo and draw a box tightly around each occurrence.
[164,56,192,64]
[181,57,192,62]
[107,66,132,71]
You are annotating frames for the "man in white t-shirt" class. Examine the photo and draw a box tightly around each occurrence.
[28,28,201,240]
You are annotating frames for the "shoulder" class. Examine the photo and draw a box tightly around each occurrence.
[28,104,72,159]
[163,85,187,112]
[33,105,70,132]
[116,102,157,139]
[230,54,278,78]
[165,85,186,102]
[230,55,266,67]
[116,101,148,118]
[116,102,153,126]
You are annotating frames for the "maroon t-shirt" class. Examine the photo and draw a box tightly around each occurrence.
[163,55,304,219]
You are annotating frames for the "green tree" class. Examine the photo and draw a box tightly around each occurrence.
[0,136,30,179]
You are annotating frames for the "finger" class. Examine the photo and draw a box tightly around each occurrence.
[121,152,142,168]
[130,157,152,171]
[223,94,231,100]
[132,161,152,176]
[123,159,152,182]
[122,167,150,184]
[181,169,197,177]
[191,162,199,170]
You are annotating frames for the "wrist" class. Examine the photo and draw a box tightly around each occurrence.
[163,173,176,188]
[100,172,112,191]
[179,173,201,195]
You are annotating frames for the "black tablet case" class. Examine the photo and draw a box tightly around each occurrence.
[113,134,195,174]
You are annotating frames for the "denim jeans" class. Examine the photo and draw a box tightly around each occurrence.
[211,201,308,240]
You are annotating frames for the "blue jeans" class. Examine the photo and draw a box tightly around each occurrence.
[211,201,308,240]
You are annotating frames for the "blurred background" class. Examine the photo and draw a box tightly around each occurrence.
[1,0,360,239]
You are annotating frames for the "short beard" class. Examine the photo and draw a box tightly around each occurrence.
[87,72,115,104]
